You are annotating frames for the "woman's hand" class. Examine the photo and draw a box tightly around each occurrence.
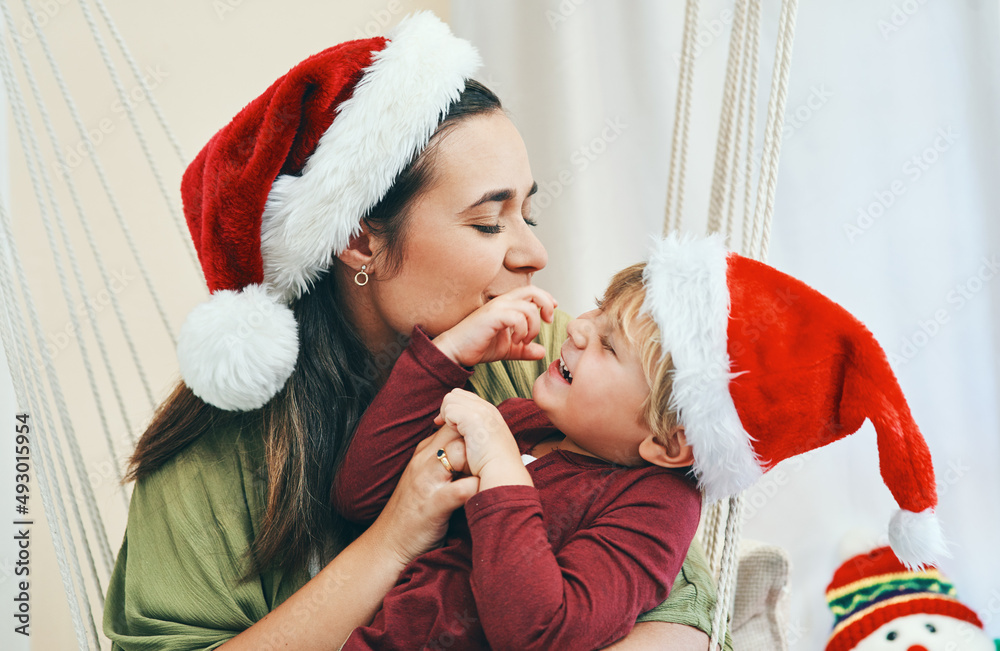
[373,425,480,566]
[433,286,557,367]
[219,427,478,651]
[433,389,533,492]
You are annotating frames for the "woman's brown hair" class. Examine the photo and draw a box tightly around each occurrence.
[126,80,503,575]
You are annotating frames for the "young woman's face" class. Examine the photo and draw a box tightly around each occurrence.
[367,112,547,341]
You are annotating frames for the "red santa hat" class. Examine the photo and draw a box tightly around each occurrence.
[642,233,947,569]
[825,546,982,651]
[177,12,480,411]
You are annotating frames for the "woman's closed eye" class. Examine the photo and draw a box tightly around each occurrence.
[472,213,536,234]
[472,222,505,234]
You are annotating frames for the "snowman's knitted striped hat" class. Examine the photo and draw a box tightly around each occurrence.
[825,546,981,651]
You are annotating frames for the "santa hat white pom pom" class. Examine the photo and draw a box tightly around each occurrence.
[177,284,299,411]
[888,508,950,570]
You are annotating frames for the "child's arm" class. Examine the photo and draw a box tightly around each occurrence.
[433,393,703,648]
[331,327,473,522]
[331,287,557,522]
[466,474,702,650]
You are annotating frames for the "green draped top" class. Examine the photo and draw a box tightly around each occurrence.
[104,311,732,650]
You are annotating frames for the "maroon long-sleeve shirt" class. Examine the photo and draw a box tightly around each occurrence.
[333,328,701,650]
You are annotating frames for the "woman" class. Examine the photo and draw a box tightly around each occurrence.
[104,13,729,650]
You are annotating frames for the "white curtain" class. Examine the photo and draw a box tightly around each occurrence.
[452,1,1000,647]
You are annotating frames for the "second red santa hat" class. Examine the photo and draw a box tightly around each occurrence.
[641,233,947,569]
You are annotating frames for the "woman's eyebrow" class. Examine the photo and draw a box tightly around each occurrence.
[466,181,539,210]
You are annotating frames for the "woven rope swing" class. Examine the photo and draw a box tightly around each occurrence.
[664,0,800,648]
[0,2,798,649]
[0,0,194,646]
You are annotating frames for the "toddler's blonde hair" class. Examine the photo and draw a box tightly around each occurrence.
[598,263,679,441]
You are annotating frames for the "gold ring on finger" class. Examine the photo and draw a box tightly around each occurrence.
[436,448,455,473]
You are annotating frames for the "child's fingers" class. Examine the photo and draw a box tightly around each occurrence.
[442,388,476,406]
[523,342,546,360]
[441,438,470,475]
[438,389,476,428]
[499,304,536,342]
[434,393,471,427]
[503,341,546,361]
[518,286,558,323]
[493,302,538,347]
[426,421,462,447]
[507,309,530,345]
[530,291,558,324]
[519,302,542,344]
[495,286,557,323]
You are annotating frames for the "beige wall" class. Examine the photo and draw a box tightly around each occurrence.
[2,1,449,648]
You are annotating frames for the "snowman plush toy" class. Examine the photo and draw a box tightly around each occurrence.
[825,546,997,650]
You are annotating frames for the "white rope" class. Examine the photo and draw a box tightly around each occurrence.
[699,499,720,566]
[715,12,799,645]
[709,495,744,651]
[0,313,94,650]
[732,0,762,248]
[748,0,799,260]
[0,10,135,510]
[0,222,114,590]
[0,28,116,581]
[663,0,701,235]
[17,0,178,347]
[721,24,747,244]
[754,0,797,261]
[706,0,748,235]
[87,0,187,164]
[698,505,714,570]
[745,6,785,255]
[703,500,728,576]
[0,202,100,650]
[707,4,796,647]
[2,0,157,412]
[696,1,794,647]
[76,0,200,270]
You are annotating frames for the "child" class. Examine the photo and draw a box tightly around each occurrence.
[334,270,701,650]
[334,233,947,650]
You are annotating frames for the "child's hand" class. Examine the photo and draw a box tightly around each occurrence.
[434,389,532,491]
[432,286,557,367]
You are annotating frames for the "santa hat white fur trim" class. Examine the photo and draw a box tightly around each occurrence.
[642,233,762,502]
[177,284,299,411]
[889,508,950,570]
[260,12,482,302]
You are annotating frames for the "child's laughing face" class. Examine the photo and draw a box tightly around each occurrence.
[532,309,654,466]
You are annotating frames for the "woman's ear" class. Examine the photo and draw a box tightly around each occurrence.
[337,228,376,273]
[638,427,694,469]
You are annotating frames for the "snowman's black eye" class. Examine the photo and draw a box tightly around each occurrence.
[886,631,898,641]
[926,623,937,633]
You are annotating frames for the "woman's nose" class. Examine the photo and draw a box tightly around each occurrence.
[505,222,548,274]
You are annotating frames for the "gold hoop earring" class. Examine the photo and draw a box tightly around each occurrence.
[354,265,369,286]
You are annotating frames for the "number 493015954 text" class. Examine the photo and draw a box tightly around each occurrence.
[14,413,31,637]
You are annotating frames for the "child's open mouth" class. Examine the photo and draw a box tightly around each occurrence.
[558,358,573,383]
